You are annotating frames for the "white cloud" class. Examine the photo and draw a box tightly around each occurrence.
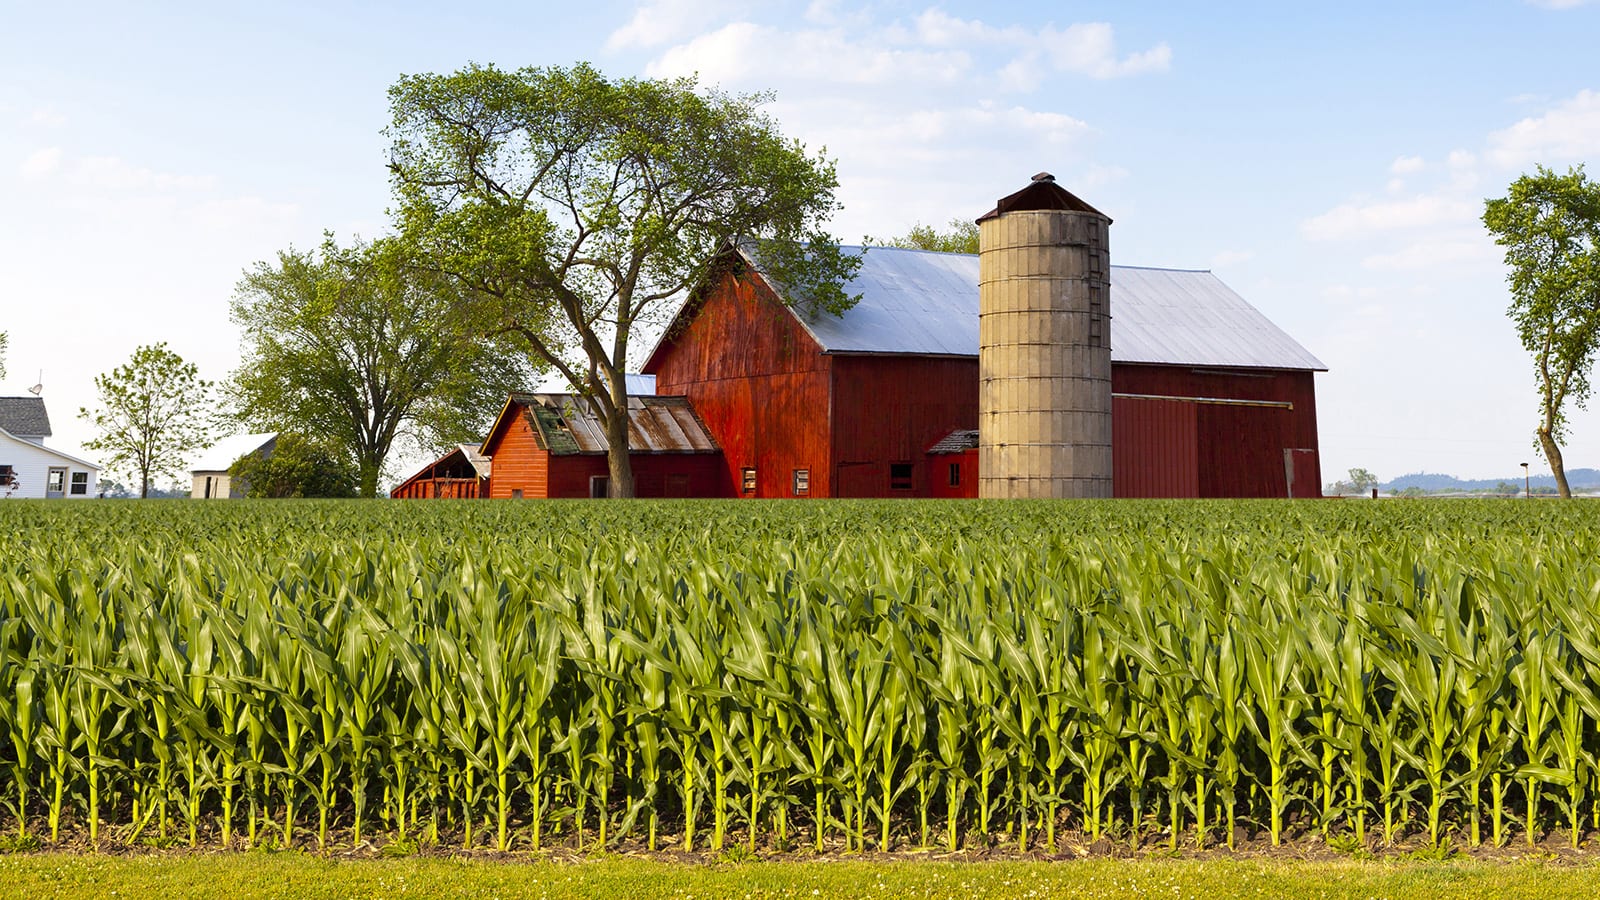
[1526,0,1594,8]
[18,147,61,179]
[1211,249,1254,268]
[1487,89,1600,167]
[28,108,67,128]
[1389,155,1424,175]
[1361,236,1496,271]
[1302,194,1477,241]
[605,0,743,51]
[647,22,972,86]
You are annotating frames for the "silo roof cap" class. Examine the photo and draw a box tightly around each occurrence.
[976,175,1110,222]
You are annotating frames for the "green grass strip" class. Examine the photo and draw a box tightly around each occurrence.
[2,854,1600,900]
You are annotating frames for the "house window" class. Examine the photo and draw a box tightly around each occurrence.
[589,476,610,499]
[47,467,66,497]
[0,465,14,487]
[71,472,89,495]
[948,463,962,487]
[890,463,914,491]
[793,468,810,496]
[742,467,757,494]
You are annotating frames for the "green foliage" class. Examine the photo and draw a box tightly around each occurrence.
[0,330,8,380]
[227,434,356,499]
[865,218,981,254]
[230,235,533,498]
[1483,165,1600,498]
[1,499,1598,855]
[78,342,219,498]
[387,62,860,495]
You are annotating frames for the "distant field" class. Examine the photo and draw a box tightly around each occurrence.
[0,499,1598,856]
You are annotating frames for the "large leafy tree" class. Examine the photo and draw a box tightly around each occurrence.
[80,343,218,499]
[387,62,859,497]
[1483,165,1600,499]
[230,235,533,498]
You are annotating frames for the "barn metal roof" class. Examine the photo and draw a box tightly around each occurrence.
[512,393,719,455]
[0,397,51,438]
[775,246,1325,372]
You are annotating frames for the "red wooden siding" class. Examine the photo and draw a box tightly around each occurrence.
[649,267,831,498]
[1112,396,1199,498]
[392,478,484,499]
[927,449,978,498]
[829,356,979,498]
[1112,364,1321,498]
[483,410,549,499]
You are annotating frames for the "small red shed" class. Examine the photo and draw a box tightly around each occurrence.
[480,392,728,499]
[390,443,491,499]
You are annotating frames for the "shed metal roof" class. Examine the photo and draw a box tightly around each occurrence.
[511,393,719,455]
[191,433,277,473]
[0,397,51,437]
[770,246,1325,372]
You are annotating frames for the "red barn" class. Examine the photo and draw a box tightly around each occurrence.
[479,392,727,499]
[642,245,1325,499]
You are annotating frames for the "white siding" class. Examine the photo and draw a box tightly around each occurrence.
[190,472,239,499]
[0,431,99,500]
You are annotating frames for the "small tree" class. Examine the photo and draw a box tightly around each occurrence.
[227,433,357,498]
[388,62,859,497]
[0,330,8,379]
[1483,165,1600,499]
[1347,467,1379,495]
[80,343,218,499]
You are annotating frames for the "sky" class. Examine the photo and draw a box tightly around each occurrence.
[4,0,1599,486]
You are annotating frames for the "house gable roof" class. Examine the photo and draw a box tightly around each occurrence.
[0,397,51,438]
[647,245,1326,373]
[0,425,101,469]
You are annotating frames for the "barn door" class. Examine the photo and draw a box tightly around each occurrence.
[1283,448,1320,499]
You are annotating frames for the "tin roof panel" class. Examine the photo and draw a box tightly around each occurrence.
[774,246,1325,371]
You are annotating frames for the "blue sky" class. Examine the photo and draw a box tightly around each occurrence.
[4,0,1598,484]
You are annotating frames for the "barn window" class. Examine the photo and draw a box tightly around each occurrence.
[890,463,914,491]
[742,467,757,493]
[948,463,961,487]
[71,472,88,495]
[590,476,610,499]
[511,489,524,499]
[793,468,809,496]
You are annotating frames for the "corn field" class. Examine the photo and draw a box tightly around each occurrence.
[1,499,1598,852]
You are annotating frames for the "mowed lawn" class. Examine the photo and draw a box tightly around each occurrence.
[2,854,1600,900]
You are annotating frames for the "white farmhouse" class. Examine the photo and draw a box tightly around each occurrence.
[190,433,277,499]
[0,397,100,499]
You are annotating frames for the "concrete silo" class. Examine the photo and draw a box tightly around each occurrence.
[977,173,1113,498]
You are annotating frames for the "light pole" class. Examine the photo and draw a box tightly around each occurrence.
[1521,462,1530,499]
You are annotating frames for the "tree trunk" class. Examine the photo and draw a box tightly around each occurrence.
[358,459,381,499]
[605,384,636,498]
[1538,426,1572,499]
